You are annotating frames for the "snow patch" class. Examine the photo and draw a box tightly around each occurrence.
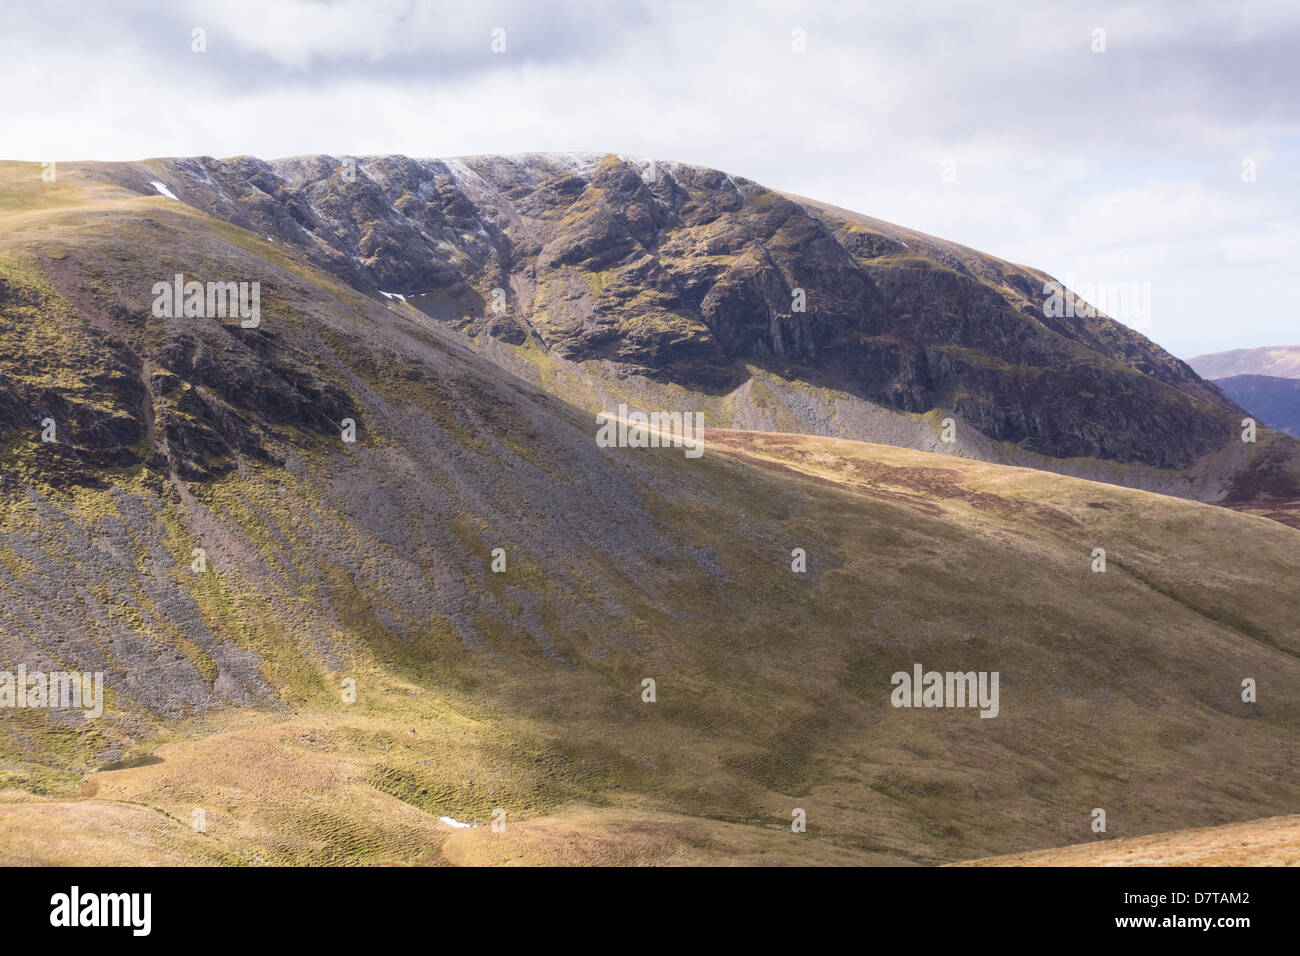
[150,181,178,200]
[541,151,605,172]
[439,816,476,829]
[380,291,406,301]
[620,155,679,186]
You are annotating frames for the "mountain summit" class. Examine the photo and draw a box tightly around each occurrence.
[79,151,1297,505]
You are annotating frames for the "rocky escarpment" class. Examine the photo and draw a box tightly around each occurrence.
[89,152,1294,483]
[0,246,357,492]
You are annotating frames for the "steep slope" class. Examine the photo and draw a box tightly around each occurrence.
[1,161,1298,866]
[1212,374,1300,437]
[76,152,1300,505]
[1190,345,1300,381]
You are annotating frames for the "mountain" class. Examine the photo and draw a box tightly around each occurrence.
[1212,374,1300,438]
[1189,345,1300,381]
[1,157,1298,866]
[82,152,1300,505]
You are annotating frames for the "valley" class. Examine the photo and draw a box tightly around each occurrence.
[0,157,1296,867]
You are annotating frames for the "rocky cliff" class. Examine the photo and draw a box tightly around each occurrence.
[81,151,1294,497]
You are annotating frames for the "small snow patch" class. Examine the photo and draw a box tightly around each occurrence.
[439,816,476,829]
[380,291,406,301]
[150,181,178,200]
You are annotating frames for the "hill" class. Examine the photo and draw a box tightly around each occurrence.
[72,153,1300,504]
[955,813,1300,866]
[1190,345,1300,381]
[1,158,1297,866]
[1212,374,1300,437]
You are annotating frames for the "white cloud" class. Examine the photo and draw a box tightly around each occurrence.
[1,0,1297,357]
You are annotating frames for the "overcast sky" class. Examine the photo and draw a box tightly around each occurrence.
[2,0,1297,359]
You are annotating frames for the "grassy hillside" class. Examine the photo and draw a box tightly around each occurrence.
[1,161,1298,865]
[956,813,1300,866]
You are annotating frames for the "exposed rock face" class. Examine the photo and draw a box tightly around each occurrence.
[0,245,357,491]
[116,152,1253,474]
[151,327,355,480]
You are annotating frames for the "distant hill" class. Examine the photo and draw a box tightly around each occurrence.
[1213,374,1300,437]
[1189,345,1300,380]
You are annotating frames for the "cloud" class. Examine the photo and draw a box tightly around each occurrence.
[1,0,1297,356]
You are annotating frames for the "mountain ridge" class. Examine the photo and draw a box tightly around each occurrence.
[1190,344,1300,381]
[65,151,1296,506]
[1211,373,1300,439]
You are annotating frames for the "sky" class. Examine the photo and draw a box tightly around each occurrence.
[1,0,1297,360]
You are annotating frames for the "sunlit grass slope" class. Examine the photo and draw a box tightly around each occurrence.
[0,162,1297,865]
